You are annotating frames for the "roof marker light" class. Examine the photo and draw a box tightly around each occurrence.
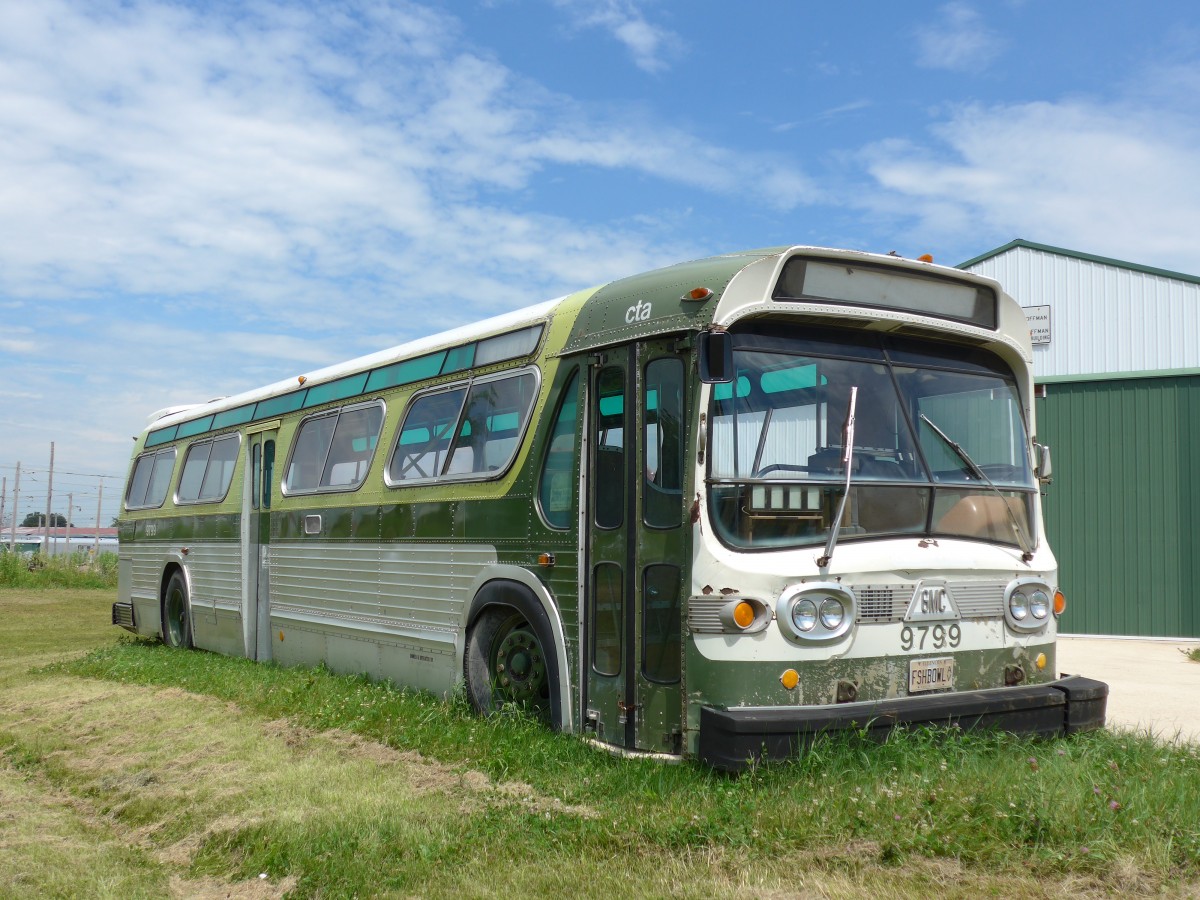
[682,287,713,302]
[918,254,934,263]
[298,375,308,385]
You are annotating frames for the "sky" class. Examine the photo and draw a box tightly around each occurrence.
[2,0,1199,529]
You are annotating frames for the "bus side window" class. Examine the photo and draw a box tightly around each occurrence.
[537,368,580,530]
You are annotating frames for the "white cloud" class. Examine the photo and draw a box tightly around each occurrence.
[915,3,1004,72]
[859,96,1200,271]
[549,0,677,73]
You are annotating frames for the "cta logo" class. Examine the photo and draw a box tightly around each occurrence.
[625,299,653,323]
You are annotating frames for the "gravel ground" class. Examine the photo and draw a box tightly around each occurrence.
[1057,635,1200,743]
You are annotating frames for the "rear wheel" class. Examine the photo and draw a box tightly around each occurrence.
[162,570,193,649]
[464,607,550,721]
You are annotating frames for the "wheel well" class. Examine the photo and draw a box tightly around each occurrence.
[159,563,183,605]
[466,579,565,731]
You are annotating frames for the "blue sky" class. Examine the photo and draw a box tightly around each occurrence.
[2,0,1199,528]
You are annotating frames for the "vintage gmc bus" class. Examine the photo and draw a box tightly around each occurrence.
[114,246,1107,769]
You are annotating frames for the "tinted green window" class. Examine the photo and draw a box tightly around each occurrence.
[441,344,476,374]
[538,368,580,530]
[255,391,306,418]
[145,426,177,448]
[302,373,369,408]
[365,352,446,391]
[213,404,255,429]
[176,416,214,439]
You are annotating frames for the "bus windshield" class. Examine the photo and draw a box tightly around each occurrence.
[707,327,1036,551]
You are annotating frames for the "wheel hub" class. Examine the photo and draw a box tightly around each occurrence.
[494,627,546,702]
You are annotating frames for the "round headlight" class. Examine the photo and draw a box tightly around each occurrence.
[1030,590,1049,620]
[792,598,817,631]
[819,597,845,630]
[1009,590,1029,621]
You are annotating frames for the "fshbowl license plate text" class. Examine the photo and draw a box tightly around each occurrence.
[909,657,955,693]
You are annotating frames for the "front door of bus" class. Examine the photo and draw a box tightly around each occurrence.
[586,340,687,753]
[243,426,277,662]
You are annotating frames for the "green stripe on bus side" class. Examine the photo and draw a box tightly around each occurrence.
[118,513,242,543]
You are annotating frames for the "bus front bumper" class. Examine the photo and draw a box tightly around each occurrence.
[698,675,1108,772]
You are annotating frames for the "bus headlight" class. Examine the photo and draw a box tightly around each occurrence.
[819,597,844,630]
[1005,579,1051,633]
[777,583,854,643]
[792,599,817,632]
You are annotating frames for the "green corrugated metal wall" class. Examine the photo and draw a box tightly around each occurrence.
[1035,374,1200,637]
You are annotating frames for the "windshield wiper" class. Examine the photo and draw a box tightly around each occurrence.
[919,413,1035,562]
[817,386,857,568]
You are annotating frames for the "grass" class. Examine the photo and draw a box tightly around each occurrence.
[2,587,1199,898]
[1185,647,1200,663]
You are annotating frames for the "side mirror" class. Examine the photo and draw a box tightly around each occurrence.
[1033,443,1053,484]
[698,330,733,383]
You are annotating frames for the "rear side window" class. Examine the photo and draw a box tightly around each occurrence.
[125,448,177,510]
[283,401,385,494]
[387,368,539,484]
[177,434,241,503]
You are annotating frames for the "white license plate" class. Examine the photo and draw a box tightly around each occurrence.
[909,657,955,693]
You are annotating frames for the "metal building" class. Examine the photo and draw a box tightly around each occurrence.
[961,239,1200,638]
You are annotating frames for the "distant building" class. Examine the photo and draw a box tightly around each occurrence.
[961,239,1200,638]
[3,526,119,558]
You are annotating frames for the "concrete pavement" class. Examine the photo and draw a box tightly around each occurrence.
[1057,635,1200,743]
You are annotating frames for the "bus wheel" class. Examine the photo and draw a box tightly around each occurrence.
[465,608,550,720]
[162,571,193,649]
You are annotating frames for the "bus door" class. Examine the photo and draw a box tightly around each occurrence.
[242,424,277,662]
[585,340,687,753]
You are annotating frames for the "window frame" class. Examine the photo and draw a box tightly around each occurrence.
[280,399,387,497]
[174,432,243,506]
[384,366,542,488]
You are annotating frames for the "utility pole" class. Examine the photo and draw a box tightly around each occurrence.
[92,478,104,563]
[43,442,54,555]
[1,476,6,542]
[64,492,73,559]
[8,463,19,552]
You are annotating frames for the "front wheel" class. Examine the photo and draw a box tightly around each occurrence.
[162,570,193,649]
[464,607,550,721]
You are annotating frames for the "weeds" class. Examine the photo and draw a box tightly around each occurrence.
[1183,646,1200,663]
[0,551,117,589]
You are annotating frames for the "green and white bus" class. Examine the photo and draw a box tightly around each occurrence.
[114,246,1107,769]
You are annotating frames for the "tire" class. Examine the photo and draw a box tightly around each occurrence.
[162,570,194,649]
[464,589,562,729]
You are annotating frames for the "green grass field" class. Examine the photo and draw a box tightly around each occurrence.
[1,582,1198,898]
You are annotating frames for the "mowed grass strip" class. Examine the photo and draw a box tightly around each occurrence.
[3,587,1200,897]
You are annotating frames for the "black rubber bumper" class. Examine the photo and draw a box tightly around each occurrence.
[698,675,1108,772]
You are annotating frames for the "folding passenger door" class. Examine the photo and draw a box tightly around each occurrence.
[242,424,277,661]
[585,340,687,753]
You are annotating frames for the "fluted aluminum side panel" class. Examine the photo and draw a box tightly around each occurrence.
[186,543,242,610]
[120,543,171,600]
[269,541,498,633]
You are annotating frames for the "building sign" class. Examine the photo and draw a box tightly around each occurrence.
[1023,305,1051,344]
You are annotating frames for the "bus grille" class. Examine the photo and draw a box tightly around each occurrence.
[854,586,908,623]
[686,597,726,634]
[852,581,1007,623]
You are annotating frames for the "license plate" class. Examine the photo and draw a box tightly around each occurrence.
[909,657,955,693]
